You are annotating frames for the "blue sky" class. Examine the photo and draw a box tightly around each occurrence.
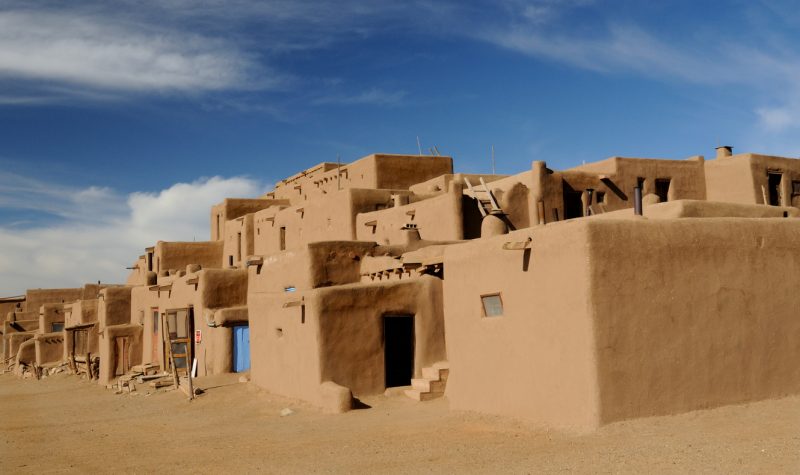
[1,0,800,293]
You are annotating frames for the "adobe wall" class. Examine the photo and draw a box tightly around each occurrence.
[316,276,446,396]
[373,154,453,190]
[253,189,399,255]
[39,303,66,333]
[35,333,65,366]
[97,287,139,385]
[249,288,322,403]
[588,218,800,424]
[2,320,38,363]
[267,154,453,204]
[222,213,255,268]
[249,275,445,406]
[26,288,83,310]
[154,241,223,275]
[442,223,600,431]
[98,324,143,385]
[210,198,286,241]
[356,185,464,244]
[705,153,800,206]
[0,300,23,321]
[65,299,99,327]
[131,268,248,376]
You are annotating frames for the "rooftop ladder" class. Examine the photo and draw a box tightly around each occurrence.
[464,177,503,217]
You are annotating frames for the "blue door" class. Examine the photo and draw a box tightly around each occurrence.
[232,325,250,372]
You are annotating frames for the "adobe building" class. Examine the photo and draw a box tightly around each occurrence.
[4,286,102,376]
[5,147,800,432]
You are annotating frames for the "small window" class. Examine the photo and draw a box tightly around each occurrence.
[481,294,504,317]
[279,227,287,251]
[51,322,64,332]
[229,255,234,266]
[595,191,606,204]
[284,286,296,292]
[792,181,800,195]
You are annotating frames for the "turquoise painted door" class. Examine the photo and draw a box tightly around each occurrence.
[232,325,250,372]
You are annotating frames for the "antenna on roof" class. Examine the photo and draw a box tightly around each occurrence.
[491,145,496,175]
[416,136,423,156]
[433,145,440,156]
[337,154,341,190]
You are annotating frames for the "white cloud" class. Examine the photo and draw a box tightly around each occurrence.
[0,8,273,99]
[0,176,270,295]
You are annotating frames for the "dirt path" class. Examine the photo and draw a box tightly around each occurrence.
[1,373,798,473]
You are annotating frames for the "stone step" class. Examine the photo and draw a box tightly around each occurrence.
[422,366,449,382]
[403,388,442,402]
[411,378,446,393]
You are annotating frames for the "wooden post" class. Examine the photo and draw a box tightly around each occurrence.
[187,358,195,401]
[161,312,179,388]
[86,352,93,380]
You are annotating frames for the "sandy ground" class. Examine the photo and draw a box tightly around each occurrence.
[1,373,799,474]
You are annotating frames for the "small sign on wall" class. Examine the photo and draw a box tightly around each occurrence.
[195,329,202,343]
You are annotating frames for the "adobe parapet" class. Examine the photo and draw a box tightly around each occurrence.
[265,154,453,204]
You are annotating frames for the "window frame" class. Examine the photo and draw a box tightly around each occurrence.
[480,293,504,318]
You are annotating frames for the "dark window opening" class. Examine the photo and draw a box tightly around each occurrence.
[637,177,646,189]
[595,191,606,204]
[237,232,242,262]
[279,226,287,251]
[562,181,583,219]
[768,172,783,206]
[51,322,64,332]
[229,255,234,267]
[147,252,153,272]
[655,178,671,203]
[384,315,414,388]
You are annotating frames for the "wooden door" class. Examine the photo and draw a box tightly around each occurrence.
[114,337,129,376]
[151,309,160,365]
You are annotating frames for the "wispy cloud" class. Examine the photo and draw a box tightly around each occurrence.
[312,88,408,106]
[0,9,272,97]
[0,175,271,294]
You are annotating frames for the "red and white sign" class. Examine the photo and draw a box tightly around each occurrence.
[195,329,202,343]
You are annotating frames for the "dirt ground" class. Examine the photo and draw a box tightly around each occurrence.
[1,373,798,474]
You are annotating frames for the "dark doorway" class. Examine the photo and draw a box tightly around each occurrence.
[384,315,414,388]
[655,178,671,203]
[768,172,782,205]
[562,181,583,219]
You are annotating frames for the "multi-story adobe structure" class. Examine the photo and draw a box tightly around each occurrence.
[3,147,800,431]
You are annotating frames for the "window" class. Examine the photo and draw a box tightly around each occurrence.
[655,178,671,203]
[237,232,242,262]
[147,252,153,272]
[229,255,234,267]
[279,226,286,251]
[51,322,64,332]
[481,294,504,317]
[595,191,606,204]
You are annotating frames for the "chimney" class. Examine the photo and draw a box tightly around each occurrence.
[715,145,733,159]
